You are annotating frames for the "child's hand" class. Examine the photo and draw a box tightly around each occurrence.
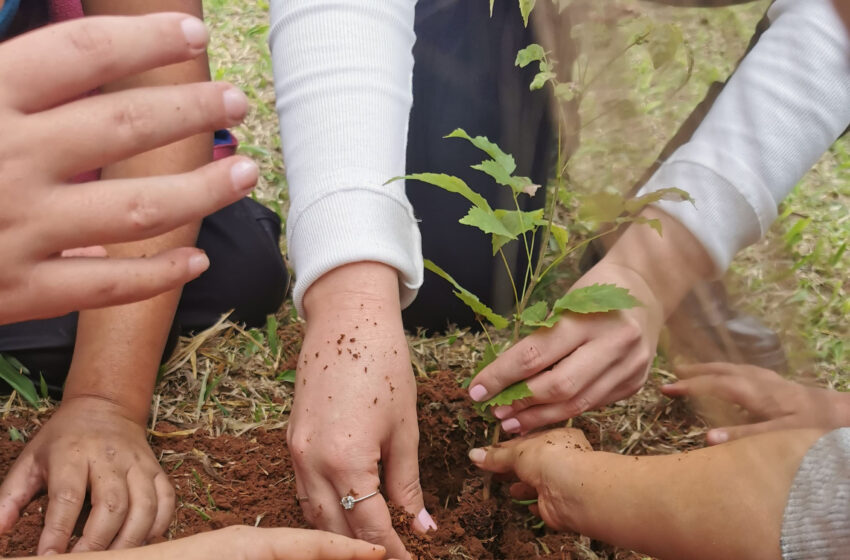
[0,397,174,554]
[662,362,850,443]
[468,428,595,532]
[0,12,257,325]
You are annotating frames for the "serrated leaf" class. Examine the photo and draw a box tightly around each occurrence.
[471,160,533,195]
[491,209,545,254]
[530,71,556,91]
[518,0,536,27]
[553,284,641,315]
[0,354,39,407]
[578,190,626,224]
[647,23,683,69]
[475,343,503,374]
[554,82,579,101]
[515,43,546,68]
[482,381,533,408]
[425,260,509,329]
[520,301,549,325]
[460,207,516,238]
[551,224,569,254]
[397,173,491,212]
[277,369,296,383]
[445,129,516,175]
[623,187,693,215]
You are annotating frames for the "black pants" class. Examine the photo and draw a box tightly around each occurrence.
[0,198,289,394]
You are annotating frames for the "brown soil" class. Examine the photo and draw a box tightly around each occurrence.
[0,372,647,559]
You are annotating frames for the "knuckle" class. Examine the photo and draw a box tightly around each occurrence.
[520,344,545,374]
[126,194,165,234]
[81,534,111,551]
[111,103,156,144]
[394,477,423,507]
[287,431,312,460]
[551,375,577,402]
[99,490,128,516]
[52,487,84,509]
[66,21,114,60]
[352,524,391,545]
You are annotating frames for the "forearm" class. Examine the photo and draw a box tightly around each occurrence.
[64,0,210,424]
[568,429,825,560]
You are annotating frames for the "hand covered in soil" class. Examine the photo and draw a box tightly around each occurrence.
[287,263,434,560]
[468,261,663,434]
[0,397,174,554]
[0,13,258,326]
[468,428,594,532]
[662,362,850,444]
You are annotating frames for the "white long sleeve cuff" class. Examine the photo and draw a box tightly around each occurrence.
[269,0,422,316]
[639,0,850,273]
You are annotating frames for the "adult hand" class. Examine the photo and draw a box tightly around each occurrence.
[287,263,434,560]
[468,428,594,532]
[661,362,850,444]
[0,397,173,554]
[468,261,664,434]
[0,12,257,325]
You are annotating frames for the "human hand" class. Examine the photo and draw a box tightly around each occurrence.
[0,397,174,554]
[287,263,433,560]
[0,12,257,325]
[468,428,594,532]
[468,262,663,434]
[661,362,850,444]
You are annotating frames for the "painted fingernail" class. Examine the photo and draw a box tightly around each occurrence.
[188,252,210,275]
[709,430,728,444]
[222,87,248,122]
[416,508,437,532]
[468,448,486,463]
[230,159,258,192]
[469,384,488,402]
[180,17,209,52]
[493,406,512,420]
[502,418,521,433]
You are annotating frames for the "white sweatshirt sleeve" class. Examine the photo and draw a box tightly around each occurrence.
[638,0,850,274]
[268,0,422,316]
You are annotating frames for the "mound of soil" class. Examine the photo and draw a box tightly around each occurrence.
[0,371,645,559]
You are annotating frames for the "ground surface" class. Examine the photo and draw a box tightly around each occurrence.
[1,0,849,559]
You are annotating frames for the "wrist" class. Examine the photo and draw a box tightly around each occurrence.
[303,262,403,321]
[58,393,149,427]
[828,391,850,428]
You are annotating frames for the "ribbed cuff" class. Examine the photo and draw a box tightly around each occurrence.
[287,186,423,317]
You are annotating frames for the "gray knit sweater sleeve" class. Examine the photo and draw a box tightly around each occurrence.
[781,428,850,559]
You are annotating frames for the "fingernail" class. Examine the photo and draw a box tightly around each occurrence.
[468,448,486,463]
[222,87,248,123]
[709,430,728,444]
[416,508,437,532]
[502,418,521,433]
[493,406,512,420]
[469,384,488,402]
[180,17,209,52]
[188,252,210,275]
[230,159,258,192]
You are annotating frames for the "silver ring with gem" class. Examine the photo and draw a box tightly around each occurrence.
[340,490,379,510]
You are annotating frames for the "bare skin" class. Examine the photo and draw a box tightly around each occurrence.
[470,427,825,560]
[0,10,258,554]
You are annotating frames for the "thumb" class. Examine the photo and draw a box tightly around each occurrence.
[468,441,522,476]
[0,455,44,533]
[383,431,434,534]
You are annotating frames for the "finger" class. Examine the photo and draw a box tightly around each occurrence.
[706,419,790,445]
[72,467,130,552]
[468,444,521,475]
[383,429,433,533]
[660,375,762,410]
[1,13,210,112]
[263,528,387,560]
[674,362,769,380]
[493,339,621,422]
[469,322,585,403]
[293,466,352,538]
[5,248,211,323]
[0,455,44,533]
[329,472,409,560]
[149,472,175,540]
[32,82,247,180]
[38,464,89,555]
[36,157,257,254]
[108,468,158,550]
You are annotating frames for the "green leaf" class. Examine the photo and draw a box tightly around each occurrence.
[445,129,516,175]
[491,209,545,254]
[0,355,39,407]
[471,160,533,194]
[266,315,279,359]
[554,82,579,102]
[512,498,539,506]
[518,0,536,27]
[647,23,683,69]
[8,427,23,442]
[515,44,546,68]
[460,207,516,238]
[530,71,556,91]
[475,343,503,374]
[277,369,297,383]
[396,173,491,212]
[553,284,641,315]
[520,301,548,326]
[623,187,693,215]
[425,260,509,329]
[490,0,495,16]
[39,374,49,400]
[551,224,569,254]
[578,190,626,224]
[482,381,533,408]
